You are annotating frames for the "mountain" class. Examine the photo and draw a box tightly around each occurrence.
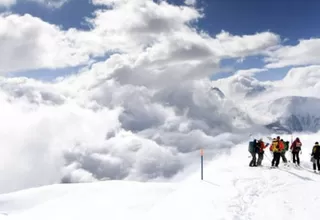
[210,87,225,99]
[211,74,272,100]
[257,96,320,133]
[211,72,320,134]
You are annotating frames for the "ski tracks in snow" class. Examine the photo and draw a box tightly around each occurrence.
[227,169,283,220]
[229,177,264,219]
[203,143,320,220]
[227,167,308,220]
[226,163,320,220]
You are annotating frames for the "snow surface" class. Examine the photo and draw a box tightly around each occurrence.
[1,132,320,220]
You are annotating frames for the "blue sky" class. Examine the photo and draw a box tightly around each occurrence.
[2,0,320,81]
[7,0,100,30]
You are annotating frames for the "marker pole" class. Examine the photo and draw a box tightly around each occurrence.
[200,148,204,180]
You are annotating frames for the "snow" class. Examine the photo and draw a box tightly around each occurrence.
[1,133,320,220]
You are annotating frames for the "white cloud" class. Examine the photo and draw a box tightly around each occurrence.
[184,0,196,6]
[265,38,320,68]
[25,0,69,8]
[0,71,256,193]
[212,31,280,58]
[0,14,93,73]
[86,0,204,54]
[0,0,281,75]
[235,68,267,77]
[0,0,15,7]
[0,0,69,8]
[279,65,320,89]
[74,1,280,89]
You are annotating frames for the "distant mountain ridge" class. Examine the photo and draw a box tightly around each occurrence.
[211,81,320,134]
[264,96,320,133]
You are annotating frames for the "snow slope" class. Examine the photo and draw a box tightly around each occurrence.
[1,133,320,220]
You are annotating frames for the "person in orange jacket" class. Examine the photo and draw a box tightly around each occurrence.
[257,138,269,166]
[270,136,285,167]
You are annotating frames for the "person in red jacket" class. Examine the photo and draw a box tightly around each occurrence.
[290,137,302,166]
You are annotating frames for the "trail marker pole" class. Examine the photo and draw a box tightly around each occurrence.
[200,148,204,180]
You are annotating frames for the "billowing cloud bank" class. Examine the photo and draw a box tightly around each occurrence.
[0,64,258,194]
[1,0,320,194]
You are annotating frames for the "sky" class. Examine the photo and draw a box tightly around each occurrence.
[1,0,320,81]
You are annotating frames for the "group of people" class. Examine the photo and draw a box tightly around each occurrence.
[248,136,320,172]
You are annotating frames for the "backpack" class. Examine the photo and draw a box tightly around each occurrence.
[248,141,255,153]
[313,145,320,155]
[284,141,289,151]
[271,140,279,152]
[293,142,302,152]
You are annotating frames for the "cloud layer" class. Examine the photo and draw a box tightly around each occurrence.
[0,67,256,194]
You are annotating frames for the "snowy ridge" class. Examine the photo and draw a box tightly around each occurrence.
[211,67,320,134]
[253,96,320,133]
[1,132,320,220]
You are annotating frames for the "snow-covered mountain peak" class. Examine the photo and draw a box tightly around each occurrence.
[210,87,225,99]
[267,96,320,116]
[255,96,320,132]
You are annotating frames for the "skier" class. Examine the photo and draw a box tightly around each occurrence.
[290,137,302,166]
[311,142,320,172]
[249,139,259,167]
[280,139,288,164]
[270,137,284,168]
[257,138,268,166]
